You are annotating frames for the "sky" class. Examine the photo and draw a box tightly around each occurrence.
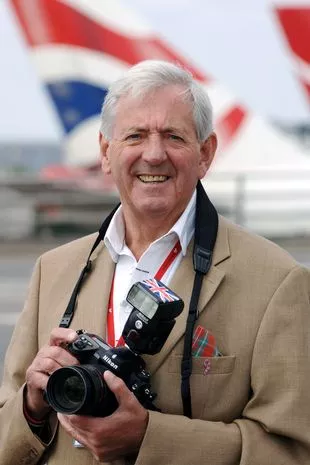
[0,0,309,143]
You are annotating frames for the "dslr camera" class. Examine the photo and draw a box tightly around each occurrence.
[45,278,184,417]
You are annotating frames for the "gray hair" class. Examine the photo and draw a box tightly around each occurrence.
[100,60,213,142]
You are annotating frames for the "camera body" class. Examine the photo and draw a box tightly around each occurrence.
[45,278,184,417]
[45,331,155,416]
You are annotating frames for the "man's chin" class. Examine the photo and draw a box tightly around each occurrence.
[134,201,171,219]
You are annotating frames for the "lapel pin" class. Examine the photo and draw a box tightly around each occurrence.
[203,359,211,375]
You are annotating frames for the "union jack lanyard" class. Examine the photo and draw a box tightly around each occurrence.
[107,239,182,347]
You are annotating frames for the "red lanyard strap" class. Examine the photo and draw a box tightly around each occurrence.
[107,240,182,347]
[155,241,182,281]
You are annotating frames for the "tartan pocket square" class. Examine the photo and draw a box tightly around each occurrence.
[192,325,222,357]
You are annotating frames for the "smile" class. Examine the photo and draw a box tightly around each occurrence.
[138,175,169,183]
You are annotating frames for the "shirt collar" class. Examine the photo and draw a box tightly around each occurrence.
[104,190,196,262]
[167,189,196,255]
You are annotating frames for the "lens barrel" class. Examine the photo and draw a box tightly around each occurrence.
[45,364,117,416]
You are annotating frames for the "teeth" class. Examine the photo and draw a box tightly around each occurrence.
[138,175,168,182]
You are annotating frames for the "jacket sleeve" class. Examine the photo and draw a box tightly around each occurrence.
[0,258,58,465]
[135,265,310,465]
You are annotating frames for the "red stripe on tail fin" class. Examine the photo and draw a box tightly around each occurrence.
[276,8,310,64]
[275,7,310,104]
[216,106,247,152]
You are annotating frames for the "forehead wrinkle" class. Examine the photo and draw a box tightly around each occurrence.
[122,125,147,134]
[120,122,193,137]
[115,90,196,138]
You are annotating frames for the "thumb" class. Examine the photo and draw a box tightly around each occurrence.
[103,370,131,404]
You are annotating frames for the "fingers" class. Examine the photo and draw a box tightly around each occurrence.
[25,330,79,414]
[27,328,79,387]
[103,371,134,406]
[49,327,78,347]
[57,374,149,463]
[25,370,49,392]
[45,345,79,367]
[58,414,87,448]
[25,346,76,402]
[30,345,78,373]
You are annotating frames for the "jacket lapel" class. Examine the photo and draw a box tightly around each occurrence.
[143,216,230,374]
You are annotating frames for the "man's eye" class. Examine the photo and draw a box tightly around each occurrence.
[168,134,184,142]
[126,133,141,141]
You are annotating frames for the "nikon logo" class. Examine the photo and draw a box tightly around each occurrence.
[103,354,118,370]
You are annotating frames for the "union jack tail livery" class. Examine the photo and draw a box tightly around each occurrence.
[9,0,247,170]
[9,0,310,211]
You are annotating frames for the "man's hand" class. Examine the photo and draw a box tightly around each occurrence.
[25,328,79,419]
[58,371,149,462]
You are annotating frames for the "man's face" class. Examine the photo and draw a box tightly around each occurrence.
[100,86,217,223]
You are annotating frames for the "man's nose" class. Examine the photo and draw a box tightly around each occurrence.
[142,134,167,164]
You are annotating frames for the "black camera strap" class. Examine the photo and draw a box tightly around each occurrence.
[181,181,218,418]
[59,203,120,328]
[59,181,219,419]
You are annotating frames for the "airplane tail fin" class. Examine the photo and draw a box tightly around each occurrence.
[275,7,310,106]
[9,0,246,167]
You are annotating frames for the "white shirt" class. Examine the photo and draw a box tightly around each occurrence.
[104,190,196,344]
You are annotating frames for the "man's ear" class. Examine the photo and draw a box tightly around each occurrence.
[99,132,111,174]
[198,132,218,179]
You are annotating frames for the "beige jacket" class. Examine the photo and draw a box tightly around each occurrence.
[1,216,310,465]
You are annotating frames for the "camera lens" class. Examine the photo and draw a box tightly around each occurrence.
[45,364,118,416]
[63,375,85,405]
[46,366,89,414]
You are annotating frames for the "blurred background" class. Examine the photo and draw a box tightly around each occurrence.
[0,0,310,377]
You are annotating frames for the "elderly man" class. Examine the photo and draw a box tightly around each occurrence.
[1,60,310,465]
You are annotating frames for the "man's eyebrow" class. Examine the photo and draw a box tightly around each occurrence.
[121,126,187,135]
[118,127,147,138]
[124,126,148,133]
[160,126,184,133]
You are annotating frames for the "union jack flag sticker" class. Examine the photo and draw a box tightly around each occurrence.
[143,279,180,303]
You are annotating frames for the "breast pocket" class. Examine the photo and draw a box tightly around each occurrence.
[168,354,237,421]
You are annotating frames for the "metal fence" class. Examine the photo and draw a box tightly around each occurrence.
[204,170,310,238]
